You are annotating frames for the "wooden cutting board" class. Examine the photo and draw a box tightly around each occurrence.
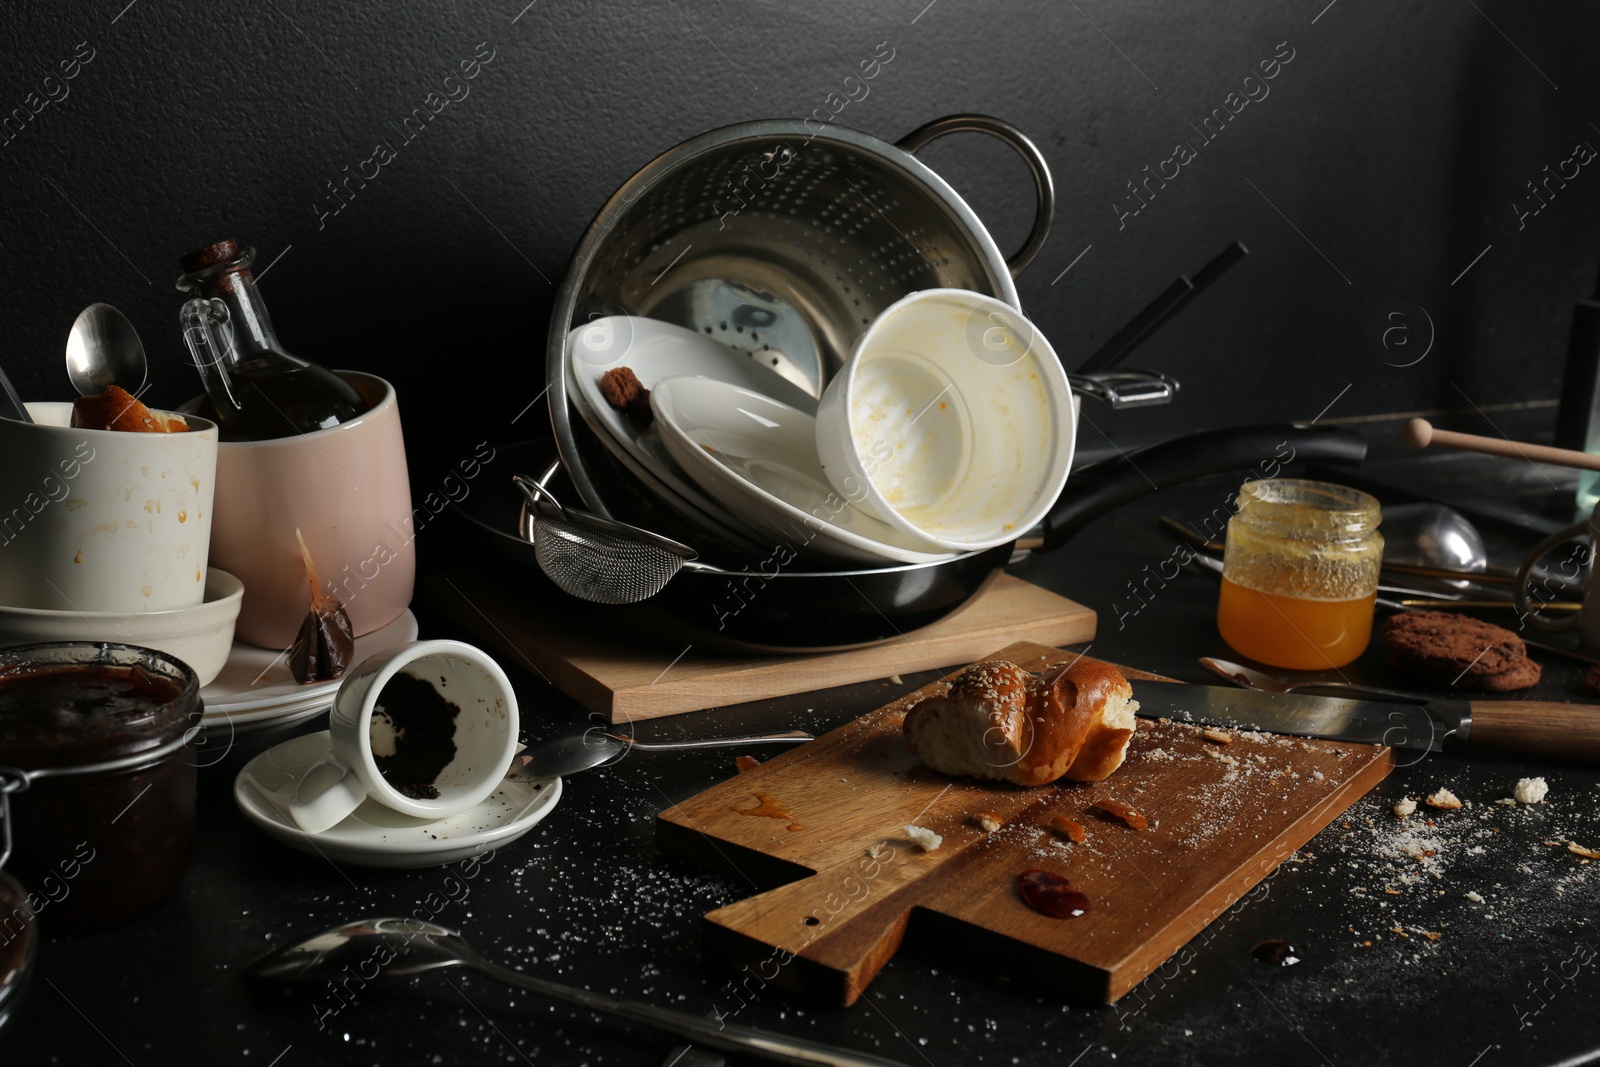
[425,572,1095,722]
[655,641,1394,1005]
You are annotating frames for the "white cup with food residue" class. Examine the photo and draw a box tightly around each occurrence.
[289,640,519,835]
[0,403,217,612]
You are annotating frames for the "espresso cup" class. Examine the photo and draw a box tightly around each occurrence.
[0,403,217,612]
[289,640,518,834]
[202,372,415,648]
[1513,502,1600,651]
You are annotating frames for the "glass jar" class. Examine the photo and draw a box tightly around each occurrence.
[0,642,200,933]
[0,869,36,1036]
[1217,479,1384,670]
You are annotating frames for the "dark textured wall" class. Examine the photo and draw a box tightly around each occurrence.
[3,0,1599,484]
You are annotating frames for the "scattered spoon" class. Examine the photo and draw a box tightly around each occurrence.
[511,729,812,781]
[247,918,909,1067]
[0,362,31,423]
[65,303,148,397]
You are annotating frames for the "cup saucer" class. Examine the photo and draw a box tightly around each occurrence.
[233,730,562,868]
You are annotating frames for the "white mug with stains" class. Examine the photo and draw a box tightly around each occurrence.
[289,640,519,835]
[0,402,217,612]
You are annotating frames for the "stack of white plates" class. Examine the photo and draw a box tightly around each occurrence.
[567,316,948,565]
[200,609,419,734]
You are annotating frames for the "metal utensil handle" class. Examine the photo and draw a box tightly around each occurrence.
[0,363,32,423]
[895,114,1054,278]
[1512,516,1591,633]
[620,730,813,752]
[468,957,910,1067]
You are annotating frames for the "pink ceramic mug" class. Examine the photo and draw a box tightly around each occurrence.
[204,372,415,648]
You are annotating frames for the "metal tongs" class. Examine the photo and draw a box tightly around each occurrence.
[1067,241,1247,409]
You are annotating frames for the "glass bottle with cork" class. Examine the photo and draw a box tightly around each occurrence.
[177,240,366,442]
[1217,479,1384,670]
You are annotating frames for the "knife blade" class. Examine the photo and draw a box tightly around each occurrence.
[1130,681,1600,765]
[1129,680,1463,753]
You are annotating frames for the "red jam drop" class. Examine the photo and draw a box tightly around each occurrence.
[1016,868,1090,919]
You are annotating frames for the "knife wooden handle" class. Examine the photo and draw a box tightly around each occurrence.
[1467,701,1600,763]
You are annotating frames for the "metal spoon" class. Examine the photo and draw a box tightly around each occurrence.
[247,918,908,1067]
[511,729,812,781]
[0,363,31,422]
[65,303,147,396]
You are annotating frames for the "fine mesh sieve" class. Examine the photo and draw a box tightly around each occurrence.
[512,471,696,605]
[548,114,1054,526]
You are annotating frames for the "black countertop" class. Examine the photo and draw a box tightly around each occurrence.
[5,465,1600,1067]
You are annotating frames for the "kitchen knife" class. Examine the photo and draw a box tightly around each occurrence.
[1130,680,1600,764]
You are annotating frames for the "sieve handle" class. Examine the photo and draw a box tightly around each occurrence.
[896,114,1055,278]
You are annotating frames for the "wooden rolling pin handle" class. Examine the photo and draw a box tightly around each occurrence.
[1404,418,1600,472]
[1466,701,1600,764]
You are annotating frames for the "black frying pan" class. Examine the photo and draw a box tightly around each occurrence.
[452,424,1366,653]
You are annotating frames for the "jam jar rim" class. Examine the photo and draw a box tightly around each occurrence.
[1235,477,1382,539]
[0,641,201,771]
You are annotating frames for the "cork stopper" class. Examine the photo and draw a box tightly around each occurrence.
[179,239,240,274]
[176,240,253,295]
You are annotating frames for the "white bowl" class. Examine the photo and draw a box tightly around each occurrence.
[0,568,243,686]
[650,377,955,566]
[814,289,1077,552]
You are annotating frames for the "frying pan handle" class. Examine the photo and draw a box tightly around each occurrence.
[1040,424,1368,550]
[896,114,1054,278]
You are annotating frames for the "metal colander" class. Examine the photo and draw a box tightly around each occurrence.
[548,114,1054,523]
[512,472,696,605]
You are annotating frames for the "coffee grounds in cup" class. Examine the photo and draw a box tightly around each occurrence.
[370,673,459,799]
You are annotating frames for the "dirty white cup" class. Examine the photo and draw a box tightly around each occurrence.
[289,640,518,834]
[0,403,217,612]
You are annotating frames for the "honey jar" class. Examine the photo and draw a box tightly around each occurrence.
[1217,479,1383,670]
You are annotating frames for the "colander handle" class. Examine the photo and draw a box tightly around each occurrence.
[896,114,1055,278]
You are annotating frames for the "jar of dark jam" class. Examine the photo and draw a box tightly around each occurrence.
[0,869,36,1035]
[0,642,200,933]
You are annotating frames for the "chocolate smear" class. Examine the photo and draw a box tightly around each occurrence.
[288,527,355,684]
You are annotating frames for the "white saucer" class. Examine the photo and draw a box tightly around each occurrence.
[201,609,420,718]
[233,731,562,868]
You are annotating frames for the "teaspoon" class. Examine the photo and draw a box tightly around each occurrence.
[248,918,907,1067]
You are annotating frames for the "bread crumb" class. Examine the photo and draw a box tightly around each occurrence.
[1513,777,1548,805]
[1425,788,1462,810]
[1145,748,1173,762]
[1569,842,1600,859]
[904,824,942,852]
[1495,798,1518,807]
[976,811,1002,833]
[1394,797,1417,818]
[1421,930,1442,941]
[1202,728,1233,745]
[1466,891,1484,903]
[1096,798,1149,831]
[734,755,761,774]
[889,673,904,685]
[1050,815,1088,844]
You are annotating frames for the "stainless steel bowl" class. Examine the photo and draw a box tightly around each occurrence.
[546,114,1054,523]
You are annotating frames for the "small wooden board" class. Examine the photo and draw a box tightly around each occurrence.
[425,573,1096,722]
[655,642,1394,1005]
